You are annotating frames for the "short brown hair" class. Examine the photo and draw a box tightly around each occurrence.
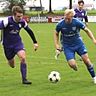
[12,6,23,15]
[78,0,84,5]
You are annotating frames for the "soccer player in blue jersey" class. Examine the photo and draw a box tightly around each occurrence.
[54,9,96,84]
[0,6,38,84]
[74,0,88,26]
[55,0,88,60]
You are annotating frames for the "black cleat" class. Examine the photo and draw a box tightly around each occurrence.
[22,80,32,85]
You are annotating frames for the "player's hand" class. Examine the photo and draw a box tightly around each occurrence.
[56,48,62,52]
[34,43,38,51]
[56,44,60,50]
[93,39,96,45]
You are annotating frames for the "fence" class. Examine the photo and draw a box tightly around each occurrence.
[0,16,96,23]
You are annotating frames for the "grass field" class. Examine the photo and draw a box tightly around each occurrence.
[0,23,96,96]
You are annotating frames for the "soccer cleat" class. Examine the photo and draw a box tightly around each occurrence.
[22,79,32,85]
[93,76,96,84]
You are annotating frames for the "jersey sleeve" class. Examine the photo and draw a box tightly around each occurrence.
[24,24,37,43]
[55,22,62,32]
[23,20,28,28]
[76,19,85,30]
[0,20,4,29]
[74,8,77,18]
[3,17,8,27]
[0,17,8,29]
[84,11,88,22]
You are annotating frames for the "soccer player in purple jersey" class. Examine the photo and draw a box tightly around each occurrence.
[54,9,96,84]
[74,0,88,26]
[0,6,38,84]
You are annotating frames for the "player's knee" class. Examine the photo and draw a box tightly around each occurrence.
[68,59,77,71]
[69,63,77,71]
[20,57,26,63]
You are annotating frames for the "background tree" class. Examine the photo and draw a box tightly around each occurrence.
[69,0,72,9]
[48,0,53,13]
[33,0,43,14]
[4,0,26,15]
[40,0,43,13]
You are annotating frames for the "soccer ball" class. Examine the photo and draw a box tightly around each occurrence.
[48,71,61,83]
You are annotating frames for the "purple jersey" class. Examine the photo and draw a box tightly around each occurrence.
[0,16,28,47]
[74,8,88,22]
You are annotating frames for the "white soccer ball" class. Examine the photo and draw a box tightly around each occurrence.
[48,71,61,83]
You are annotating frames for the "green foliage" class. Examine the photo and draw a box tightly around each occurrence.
[0,23,96,96]
[4,0,26,15]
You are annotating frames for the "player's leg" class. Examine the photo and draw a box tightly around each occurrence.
[64,47,78,71]
[67,59,77,71]
[81,53,96,84]
[8,58,15,68]
[17,50,31,84]
[77,44,96,83]
[3,47,15,68]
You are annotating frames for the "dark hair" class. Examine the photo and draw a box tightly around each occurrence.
[12,6,23,15]
[78,0,84,4]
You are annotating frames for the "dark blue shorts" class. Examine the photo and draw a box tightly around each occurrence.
[3,42,25,60]
[63,43,87,61]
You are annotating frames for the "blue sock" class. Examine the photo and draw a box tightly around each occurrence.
[20,63,27,81]
[87,65,95,78]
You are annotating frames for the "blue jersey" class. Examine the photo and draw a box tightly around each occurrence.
[74,8,88,22]
[56,18,85,46]
[0,16,28,47]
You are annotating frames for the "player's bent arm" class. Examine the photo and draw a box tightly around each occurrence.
[85,16,88,23]
[85,22,88,27]
[54,31,60,49]
[84,27,96,44]
[24,26,37,43]
[24,26,38,50]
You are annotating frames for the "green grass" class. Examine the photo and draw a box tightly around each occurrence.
[0,23,96,96]
[25,10,96,16]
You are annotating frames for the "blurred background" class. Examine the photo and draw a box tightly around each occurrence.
[0,0,96,23]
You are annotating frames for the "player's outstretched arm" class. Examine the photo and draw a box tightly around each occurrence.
[84,27,96,45]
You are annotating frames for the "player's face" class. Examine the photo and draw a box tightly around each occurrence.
[64,14,73,24]
[14,12,23,22]
[78,3,84,10]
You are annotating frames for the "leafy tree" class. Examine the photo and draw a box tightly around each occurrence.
[33,0,43,14]
[4,0,26,15]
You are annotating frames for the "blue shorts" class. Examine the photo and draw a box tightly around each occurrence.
[63,43,87,61]
[3,42,25,60]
